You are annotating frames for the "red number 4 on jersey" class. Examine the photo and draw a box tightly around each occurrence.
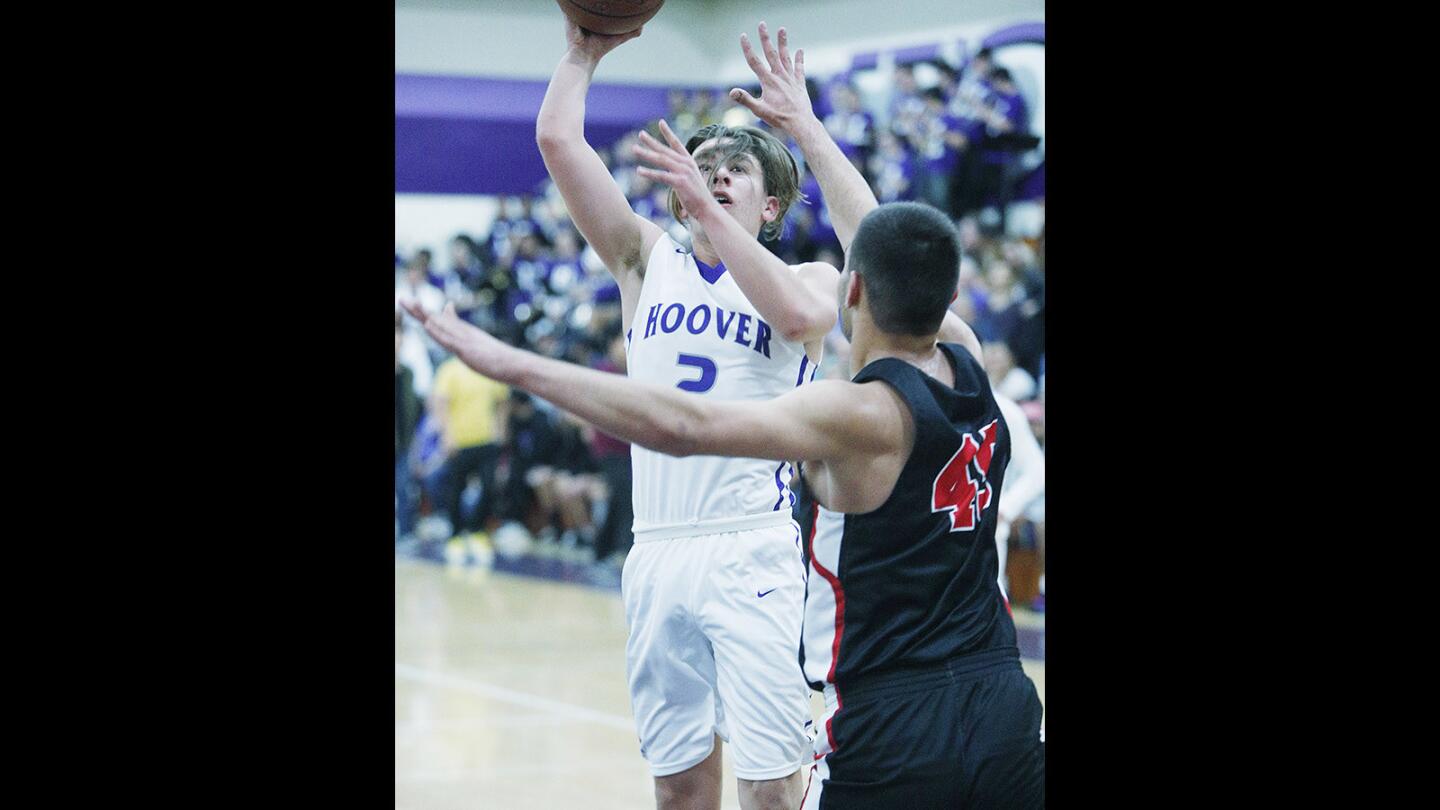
[931,419,1000,532]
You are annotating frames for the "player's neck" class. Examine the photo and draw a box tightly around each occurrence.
[687,221,761,268]
[850,323,945,379]
[691,233,722,267]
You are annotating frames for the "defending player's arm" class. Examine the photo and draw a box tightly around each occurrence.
[403,302,896,464]
[730,23,877,253]
[536,19,664,300]
[732,24,985,366]
[632,119,836,344]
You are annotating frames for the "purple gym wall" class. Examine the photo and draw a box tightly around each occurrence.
[396,74,673,195]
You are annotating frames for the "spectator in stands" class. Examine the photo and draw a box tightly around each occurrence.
[992,391,1045,594]
[396,252,444,394]
[913,86,976,214]
[972,258,1029,344]
[971,66,1032,227]
[823,81,874,165]
[547,227,586,301]
[1000,238,1045,380]
[429,354,511,543]
[692,88,721,128]
[668,88,699,134]
[588,331,633,565]
[528,411,606,556]
[396,313,423,542]
[397,251,446,316]
[869,129,914,203]
[886,63,926,137]
[405,248,442,291]
[498,390,565,535]
[951,47,994,122]
[982,339,1037,402]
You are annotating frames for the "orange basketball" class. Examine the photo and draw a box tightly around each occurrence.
[556,0,665,36]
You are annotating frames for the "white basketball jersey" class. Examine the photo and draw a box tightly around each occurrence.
[626,233,819,537]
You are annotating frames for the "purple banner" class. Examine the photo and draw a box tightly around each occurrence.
[893,43,941,65]
[396,74,671,195]
[982,22,1046,49]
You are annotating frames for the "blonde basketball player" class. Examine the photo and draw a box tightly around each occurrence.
[533,18,839,810]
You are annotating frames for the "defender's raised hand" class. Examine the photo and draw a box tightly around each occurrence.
[632,118,716,220]
[730,23,815,134]
[399,300,515,382]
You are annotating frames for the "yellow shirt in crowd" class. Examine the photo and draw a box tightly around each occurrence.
[432,357,509,449]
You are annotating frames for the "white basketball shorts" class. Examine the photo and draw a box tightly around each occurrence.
[621,516,811,780]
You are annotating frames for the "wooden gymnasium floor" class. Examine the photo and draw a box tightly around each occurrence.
[395,551,1045,809]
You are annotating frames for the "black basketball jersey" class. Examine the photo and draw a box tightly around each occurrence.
[798,342,1016,692]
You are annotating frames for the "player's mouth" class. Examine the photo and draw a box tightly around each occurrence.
[713,192,732,207]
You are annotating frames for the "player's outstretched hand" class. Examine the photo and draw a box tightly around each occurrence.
[400,300,513,381]
[633,119,715,219]
[730,22,814,135]
[563,16,643,66]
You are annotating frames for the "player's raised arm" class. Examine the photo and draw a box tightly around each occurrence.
[632,119,837,345]
[730,22,878,253]
[536,19,664,295]
[402,301,897,465]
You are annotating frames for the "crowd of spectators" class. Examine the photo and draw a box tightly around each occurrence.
[396,48,1045,584]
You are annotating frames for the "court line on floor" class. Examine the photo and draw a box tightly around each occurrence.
[395,662,636,731]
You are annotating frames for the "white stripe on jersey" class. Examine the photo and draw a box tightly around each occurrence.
[801,757,830,810]
[803,505,846,688]
[627,233,817,536]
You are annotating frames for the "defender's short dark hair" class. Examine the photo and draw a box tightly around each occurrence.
[848,202,960,336]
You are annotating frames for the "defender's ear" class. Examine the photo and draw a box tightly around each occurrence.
[846,270,863,309]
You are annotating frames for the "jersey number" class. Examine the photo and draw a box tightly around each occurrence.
[931,419,999,532]
[676,354,717,393]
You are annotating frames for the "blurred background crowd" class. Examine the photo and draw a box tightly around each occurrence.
[395,46,1045,604]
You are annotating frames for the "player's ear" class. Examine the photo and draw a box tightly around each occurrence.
[846,270,863,308]
[762,195,780,223]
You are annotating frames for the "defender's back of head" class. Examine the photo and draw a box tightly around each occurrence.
[848,202,961,337]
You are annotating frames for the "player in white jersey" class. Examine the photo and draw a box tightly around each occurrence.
[534,18,840,810]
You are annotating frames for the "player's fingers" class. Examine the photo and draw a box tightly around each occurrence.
[656,118,686,151]
[794,48,805,81]
[635,166,675,186]
[634,135,685,169]
[637,129,677,157]
[729,87,760,111]
[399,300,425,322]
[631,143,676,171]
[757,22,783,74]
[777,27,792,73]
[740,33,768,77]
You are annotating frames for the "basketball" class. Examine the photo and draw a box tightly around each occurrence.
[556,0,665,36]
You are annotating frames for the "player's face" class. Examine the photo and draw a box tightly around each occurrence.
[690,139,779,239]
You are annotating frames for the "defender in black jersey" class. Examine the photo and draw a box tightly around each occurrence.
[407,201,1044,809]
[794,340,1043,808]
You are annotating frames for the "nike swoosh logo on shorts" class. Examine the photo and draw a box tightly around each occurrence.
[757,588,777,598]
